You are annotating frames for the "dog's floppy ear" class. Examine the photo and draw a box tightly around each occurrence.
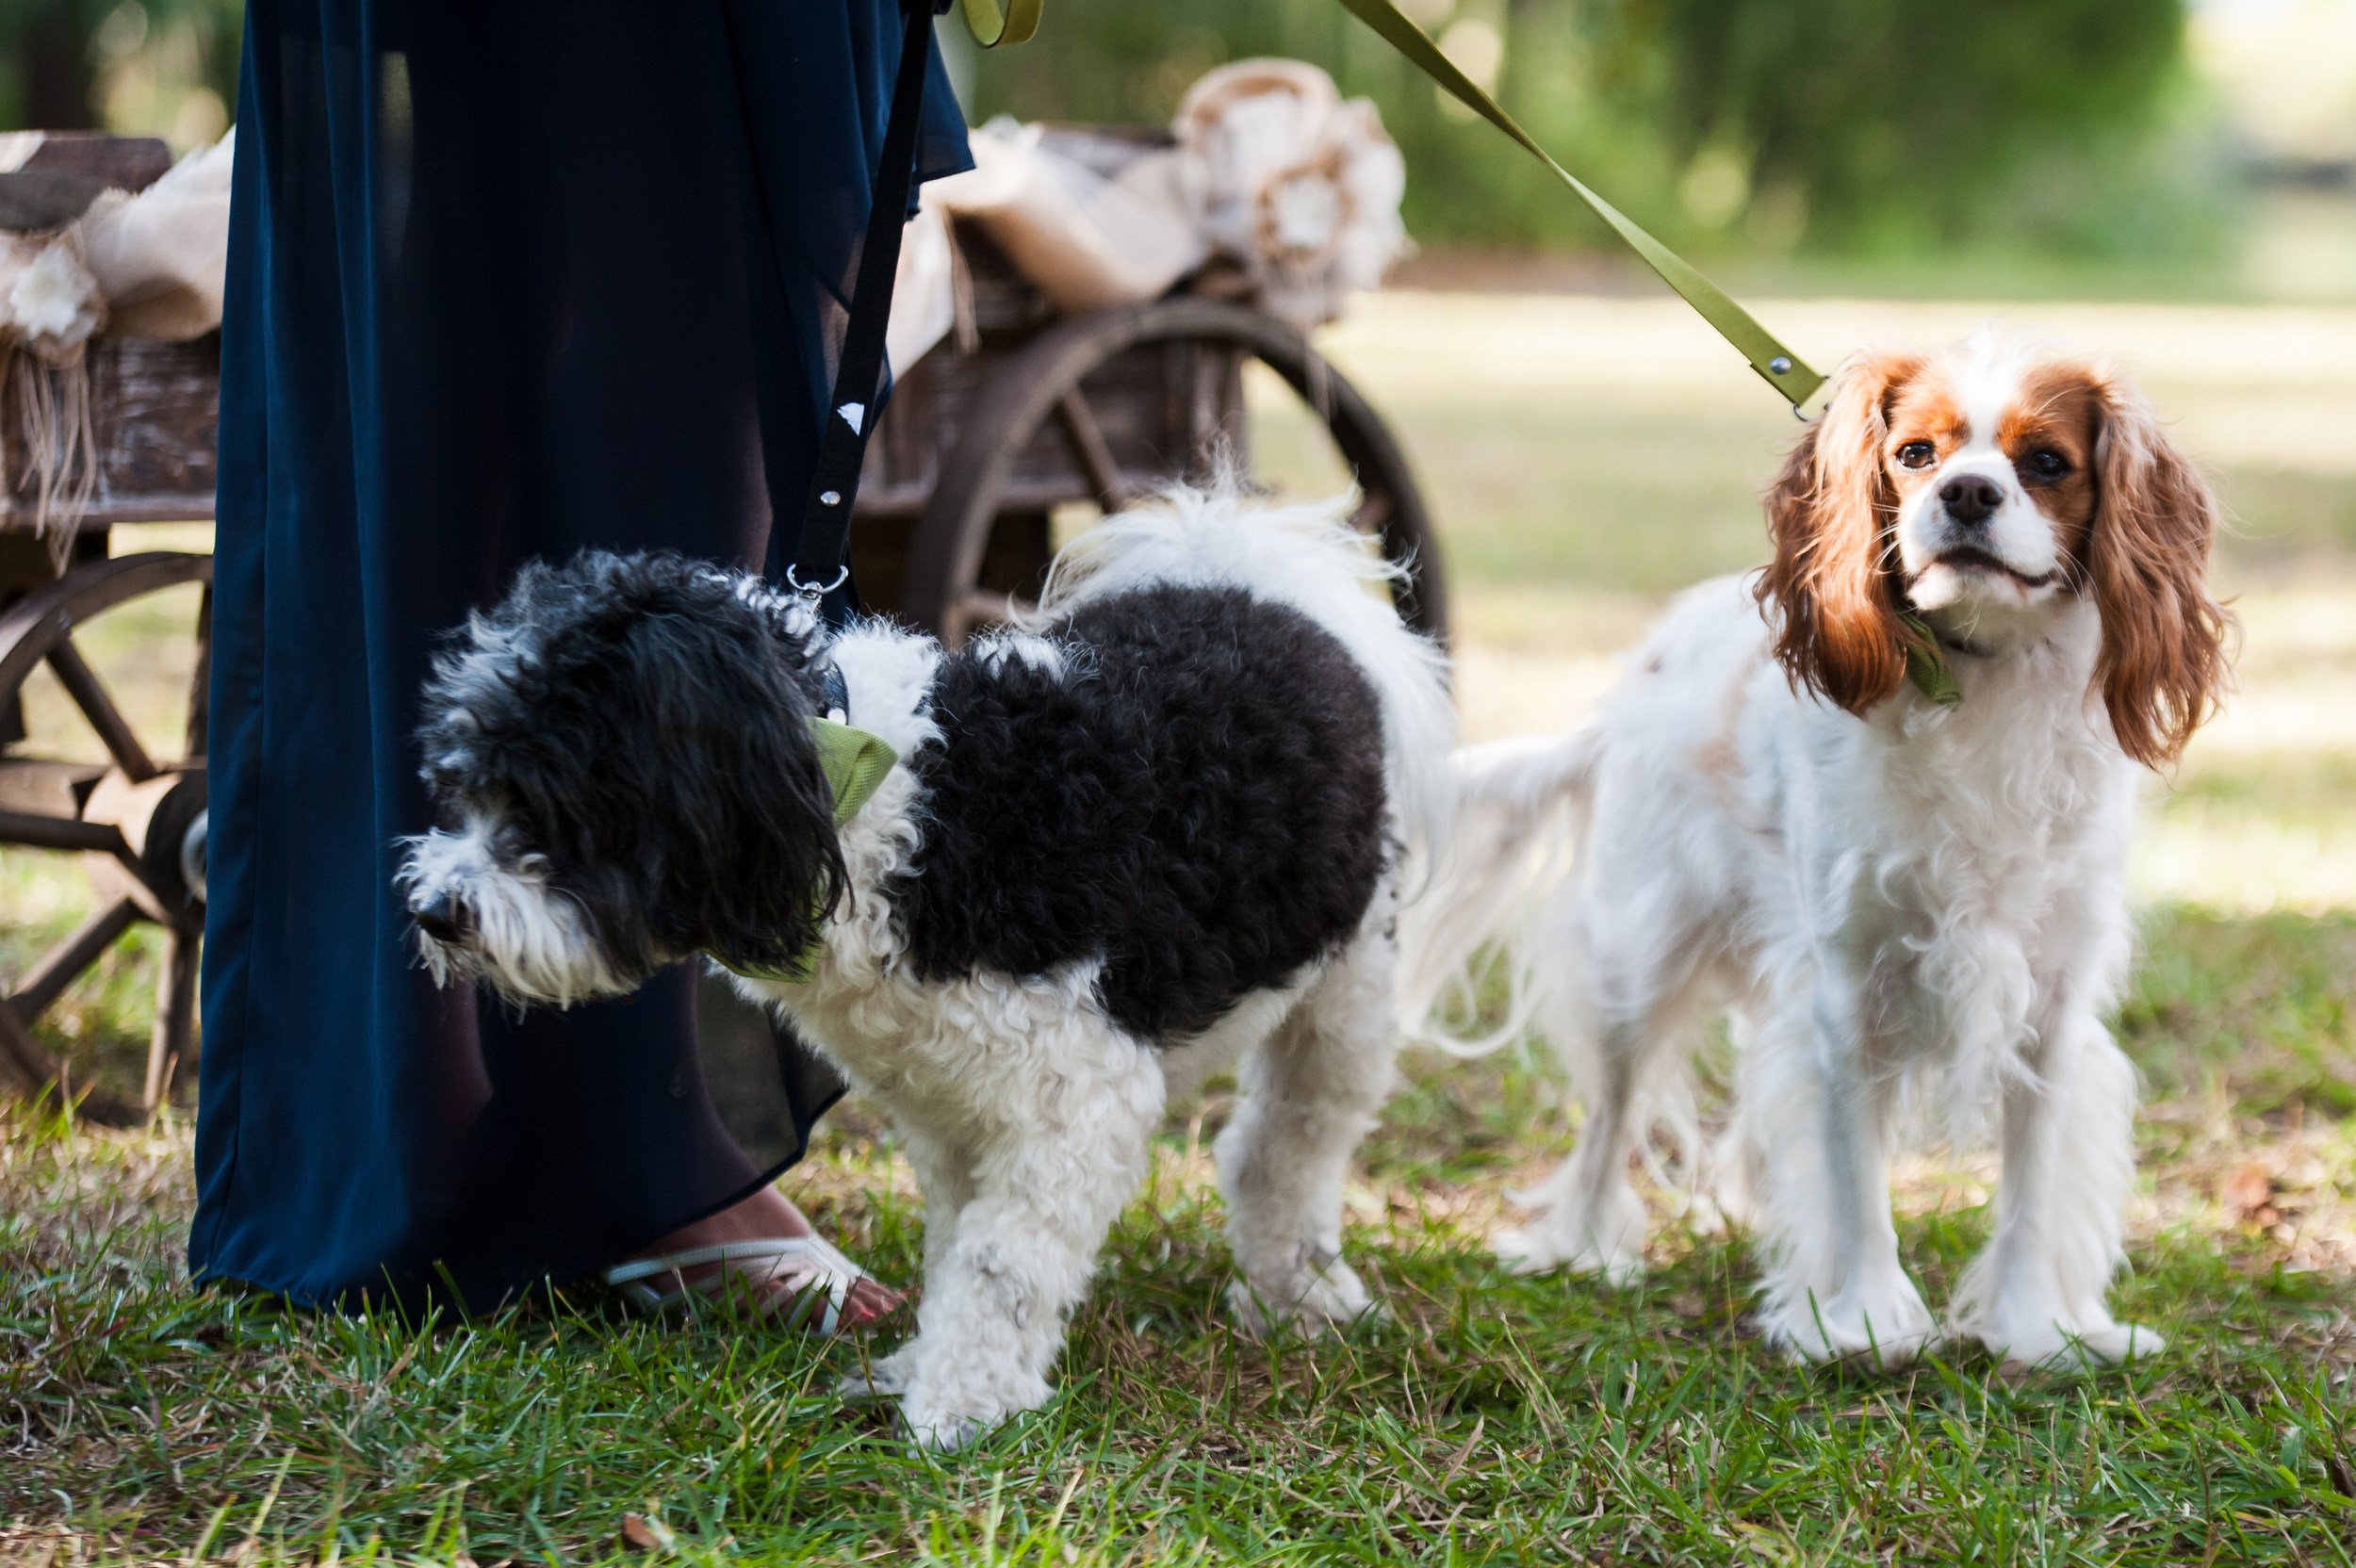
[1757,347,1923,714]
[2085,370,2233,768]
[423,551,850,986]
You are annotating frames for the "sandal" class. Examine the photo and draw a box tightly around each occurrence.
[600,1233,880,1334]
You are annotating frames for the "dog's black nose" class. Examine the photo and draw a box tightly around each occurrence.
[414,892,472,944]
[1940,475,2004,526]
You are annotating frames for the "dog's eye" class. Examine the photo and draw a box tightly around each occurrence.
[2023,449,2070,481]
[1896,440,1937,469]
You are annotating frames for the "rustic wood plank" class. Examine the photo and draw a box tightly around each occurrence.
[950,221,1054,338]
[19,133,173,192]
[0,334,220,531]
[90,335,220,514]
[0,171,106,231]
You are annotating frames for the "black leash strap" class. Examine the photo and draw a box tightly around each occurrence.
[790,0,945,602]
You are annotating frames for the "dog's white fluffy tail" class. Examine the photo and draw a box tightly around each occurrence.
[1394,726,1603,1054]
[1037,487,1457,869]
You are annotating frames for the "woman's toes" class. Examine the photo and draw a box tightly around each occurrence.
[837,1274,904,1326]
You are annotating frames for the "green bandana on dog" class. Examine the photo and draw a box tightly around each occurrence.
[1899,612,1965,709]
[715,717,897,985]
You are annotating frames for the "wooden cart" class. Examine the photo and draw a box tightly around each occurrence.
[0,129,1443,1122]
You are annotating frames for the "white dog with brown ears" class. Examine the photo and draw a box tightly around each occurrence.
[1403,328,2233,1368]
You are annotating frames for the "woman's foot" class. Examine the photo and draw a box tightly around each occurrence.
[625,1184,902,1327]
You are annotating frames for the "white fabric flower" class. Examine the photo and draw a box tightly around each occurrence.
[4,237,106,360]
[1175,59,1409,331]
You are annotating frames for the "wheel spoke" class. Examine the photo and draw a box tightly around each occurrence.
[1302,350,1336,425]
[146,931,200,1110]
[0,550,220,1122]
[1055,388,1132,513]
[0,982,139,1125]
[8,896,140,1025]
[1215,345,1251,471]
[1187,347,1232,478]
[0,997,57,1093]
[185,584,212,760]
[46,636,157,781]
[0,808,133,857]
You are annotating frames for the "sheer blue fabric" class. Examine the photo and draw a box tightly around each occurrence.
[191,0,970,1310]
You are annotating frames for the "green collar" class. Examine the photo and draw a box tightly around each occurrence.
[1898,612,1965,708]
[805,714,897,825]
[714,716,897,985]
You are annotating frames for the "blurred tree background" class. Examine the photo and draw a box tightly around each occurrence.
[0,0,239,146]
[961,0,2232,264]
[5,0,2346,285]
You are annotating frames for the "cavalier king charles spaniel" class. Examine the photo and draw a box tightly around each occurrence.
[1403,329,2232,1369]
[398,491,1453,1446]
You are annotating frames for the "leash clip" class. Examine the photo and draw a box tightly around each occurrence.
[820,662,852,726]
[785,564,851,604]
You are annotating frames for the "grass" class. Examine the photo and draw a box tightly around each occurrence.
[6,307,2356,1562]
[6,906,2356,1564]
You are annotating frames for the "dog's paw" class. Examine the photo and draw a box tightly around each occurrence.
[1768,1280,1937,1369]
[1989,1320,2164,1375]
[1493,1223,1645,1286]
[895,1368,1050,1455]
[838,1344,920,1402]
[901,1408,989,1454]
[1228,1258,1377,1340]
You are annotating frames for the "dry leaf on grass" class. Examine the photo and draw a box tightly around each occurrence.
[2219,1162,2274,1219]
[620,1512,677,1553]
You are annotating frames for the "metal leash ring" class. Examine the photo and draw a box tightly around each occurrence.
[785,563,851,603]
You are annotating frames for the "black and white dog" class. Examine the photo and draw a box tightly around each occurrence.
[399,491,1453,1446]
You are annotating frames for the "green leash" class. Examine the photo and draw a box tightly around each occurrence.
[1329,0,1971,697]
[957,0,1039,46]
[1330,0,1824,416]
[716,718,899,986]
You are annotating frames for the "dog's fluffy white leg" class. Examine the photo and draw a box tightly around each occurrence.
[903,1128,981,1282]
[1953,1012,2156,1368]
[1742,972,1935,1367]
[1493,1019,1651,1284]
[1217,898,1401,1336]
[843,1130,979,1403]
[1494,878,1710,1283]
[888,1016,1165,1451]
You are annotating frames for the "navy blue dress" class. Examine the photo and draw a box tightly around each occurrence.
[190,0,971,1310]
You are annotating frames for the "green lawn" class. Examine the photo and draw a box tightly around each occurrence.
[6,302,2356,1564]
[6,906,2354,1564]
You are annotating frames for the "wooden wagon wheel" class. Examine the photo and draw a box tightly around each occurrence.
[0,551,211,1123]
[903,296,1446,646]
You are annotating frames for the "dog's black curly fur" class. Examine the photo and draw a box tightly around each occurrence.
[414,557,1390,1045]
[894,585,1389,1041]
[415,551,844,987]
